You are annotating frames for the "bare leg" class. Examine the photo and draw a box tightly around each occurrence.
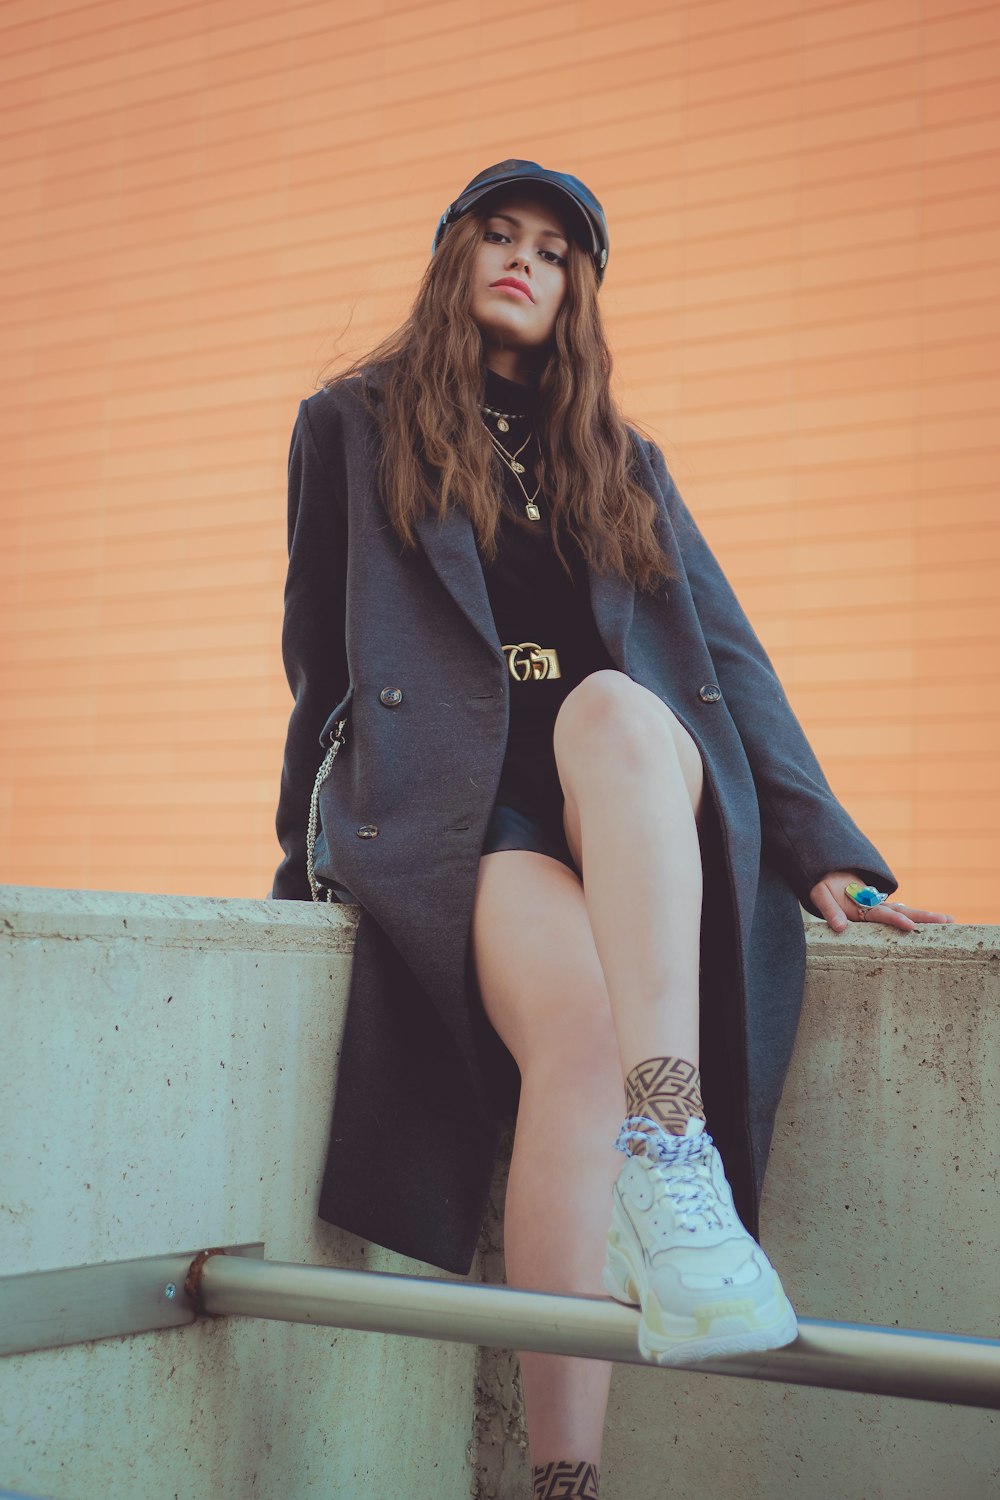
[553,669,705,1077]
[470,671,707,1472]
[472,849,624,1473]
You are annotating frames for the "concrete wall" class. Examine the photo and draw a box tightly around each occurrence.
[2,889,998,1500]
[477,920,1000,1500]
[1,888,476,1500]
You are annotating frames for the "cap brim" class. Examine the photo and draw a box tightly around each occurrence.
[462,177,599,257]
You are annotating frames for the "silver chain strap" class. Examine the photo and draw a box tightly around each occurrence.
[306,721,347,902]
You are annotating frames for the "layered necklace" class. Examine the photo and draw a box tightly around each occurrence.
[480,400,543,522]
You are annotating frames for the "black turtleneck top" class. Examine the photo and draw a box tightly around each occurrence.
[478,366,617,815]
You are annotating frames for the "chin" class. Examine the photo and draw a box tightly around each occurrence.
[474,313,543,352]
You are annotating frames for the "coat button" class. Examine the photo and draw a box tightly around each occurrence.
[379,687,403,706]
[356,824,379,838]
[698,683,722,703]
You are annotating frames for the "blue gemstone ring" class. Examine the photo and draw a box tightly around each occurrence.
[844,879,889,912]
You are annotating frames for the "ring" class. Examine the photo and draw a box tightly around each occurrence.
[844,879,888,914]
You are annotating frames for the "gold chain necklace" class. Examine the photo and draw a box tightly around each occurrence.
[481,402,525,434]
[483,422,542,521]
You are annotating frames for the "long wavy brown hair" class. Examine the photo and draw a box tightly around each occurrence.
[323,198,676,592]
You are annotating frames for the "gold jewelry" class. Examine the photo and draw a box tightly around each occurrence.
[483,421,543,521]
[481,402,525,434]
[486,425,532,474]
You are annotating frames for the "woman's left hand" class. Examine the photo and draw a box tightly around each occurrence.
[809,871,956,933]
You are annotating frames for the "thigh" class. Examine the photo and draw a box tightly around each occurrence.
[472,849,619,1073]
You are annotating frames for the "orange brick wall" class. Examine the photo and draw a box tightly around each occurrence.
[2,0,998,919]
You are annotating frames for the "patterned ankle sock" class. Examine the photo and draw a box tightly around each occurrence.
[531,1459,600,1499]
[624,1055,704,1143]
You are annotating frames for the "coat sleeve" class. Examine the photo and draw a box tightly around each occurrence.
[646,439,898,918]
[271,397,350,901]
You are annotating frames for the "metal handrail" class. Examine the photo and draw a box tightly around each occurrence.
[198,1255,1000,1411]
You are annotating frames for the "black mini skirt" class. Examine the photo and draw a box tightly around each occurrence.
[482,721,580,876]
[481,798,579,875]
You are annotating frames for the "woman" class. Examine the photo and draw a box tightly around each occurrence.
[272,160,953,1500]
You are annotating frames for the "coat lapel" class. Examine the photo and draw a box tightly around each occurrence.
[413,508,503,659]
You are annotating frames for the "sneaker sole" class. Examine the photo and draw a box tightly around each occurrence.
[603,1217,799,1366]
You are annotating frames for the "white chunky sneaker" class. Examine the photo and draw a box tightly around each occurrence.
[602,1115,798,1365]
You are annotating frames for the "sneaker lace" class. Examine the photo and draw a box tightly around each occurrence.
[614,1115,729,1232]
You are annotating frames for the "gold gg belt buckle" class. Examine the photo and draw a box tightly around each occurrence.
[502,643,562,682]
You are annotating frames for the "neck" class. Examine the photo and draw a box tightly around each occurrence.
[482,345,541,386]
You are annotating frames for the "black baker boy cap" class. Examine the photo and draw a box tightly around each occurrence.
[431,159,610,285]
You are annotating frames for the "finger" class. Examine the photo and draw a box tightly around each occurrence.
[866,902,917,931]
[885,903,954,923]
[813,882,849,932]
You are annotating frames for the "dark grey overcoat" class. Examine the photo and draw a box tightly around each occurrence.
[271,370,897,1276]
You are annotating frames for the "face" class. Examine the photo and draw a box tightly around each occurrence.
[468,193,571,362]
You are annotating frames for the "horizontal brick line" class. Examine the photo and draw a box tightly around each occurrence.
[767,643,1000,663]
[3,721,286,737]
[0,623,284,645]
[614,323,1000,365]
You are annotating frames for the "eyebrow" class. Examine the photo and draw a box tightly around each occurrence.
[487,211,568,245]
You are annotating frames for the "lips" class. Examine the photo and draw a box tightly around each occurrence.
[490,277,534,302]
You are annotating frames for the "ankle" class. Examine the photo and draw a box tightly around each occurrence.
[623,1055,704,1140]
[532,1459,600,1499]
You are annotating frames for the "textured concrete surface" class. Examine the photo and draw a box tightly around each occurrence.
[477,920,1000,1500]
[5,890,998,1500]
[1,887,476,1500]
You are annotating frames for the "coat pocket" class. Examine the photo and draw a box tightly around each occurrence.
[308,685,354,901]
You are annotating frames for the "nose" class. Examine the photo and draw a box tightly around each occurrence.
[506,249,530,275]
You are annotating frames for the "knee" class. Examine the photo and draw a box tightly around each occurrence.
[554,670,676,770]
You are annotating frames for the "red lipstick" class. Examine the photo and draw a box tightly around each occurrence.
[490,277,534,302]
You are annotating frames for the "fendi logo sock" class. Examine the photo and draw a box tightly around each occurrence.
[624,1055,704,1141]
[531,1459,600,1498]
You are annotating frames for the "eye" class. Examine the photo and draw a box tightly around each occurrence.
[483,229,510,244]
[539,248,566,266]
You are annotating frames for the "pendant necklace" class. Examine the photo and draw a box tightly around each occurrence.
[483,422,543,521]
[481,402,524,434]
